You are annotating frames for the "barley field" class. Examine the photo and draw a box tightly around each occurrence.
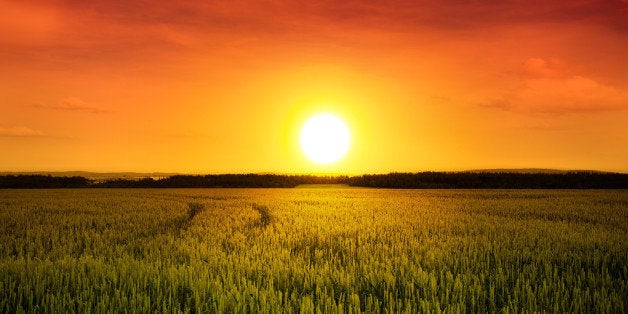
[0,187,626,313]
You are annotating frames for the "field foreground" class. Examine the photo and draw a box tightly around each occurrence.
[0,188,626,312]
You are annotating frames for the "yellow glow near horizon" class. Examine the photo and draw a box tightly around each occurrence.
[300,114,350,164]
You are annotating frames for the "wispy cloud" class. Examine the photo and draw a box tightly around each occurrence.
[163,131,215,139]
[0,126,44,137]
[33,97,109,114]
[480,58,628,115]
[519,57,568,79]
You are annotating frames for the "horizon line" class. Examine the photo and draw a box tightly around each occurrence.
[1,168,626,176]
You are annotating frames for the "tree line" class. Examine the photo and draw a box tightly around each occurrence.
[0,174,345,189]
[345,172,628,189]
[0,172,626,189]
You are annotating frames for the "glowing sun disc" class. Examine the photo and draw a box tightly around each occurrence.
[300,113,350,164]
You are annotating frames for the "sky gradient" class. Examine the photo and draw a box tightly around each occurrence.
[1,0,627,173]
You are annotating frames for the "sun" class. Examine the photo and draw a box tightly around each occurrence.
[300,113,350,164]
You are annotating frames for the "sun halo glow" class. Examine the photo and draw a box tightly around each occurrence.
[300,114,350,164]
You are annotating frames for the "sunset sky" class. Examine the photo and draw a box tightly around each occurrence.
[1,0,627,174]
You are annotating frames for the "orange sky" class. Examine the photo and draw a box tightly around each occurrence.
[1,0,627,174]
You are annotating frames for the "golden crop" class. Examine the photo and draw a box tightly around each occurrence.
[0,188,626,312]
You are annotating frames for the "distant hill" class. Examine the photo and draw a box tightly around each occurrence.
[464,168,612,174]
[0,171,179,180]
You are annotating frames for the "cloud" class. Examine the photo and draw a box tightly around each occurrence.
[0,126,44,137]
[163,130,216,140]
[519,76,627,113]
[4,1,626,52]
[481,58,628,114]
[483,76,628,114]
[276,0,628,33]
[480,98,513,111]
[33,97,109,114]
[520,57,568,79]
